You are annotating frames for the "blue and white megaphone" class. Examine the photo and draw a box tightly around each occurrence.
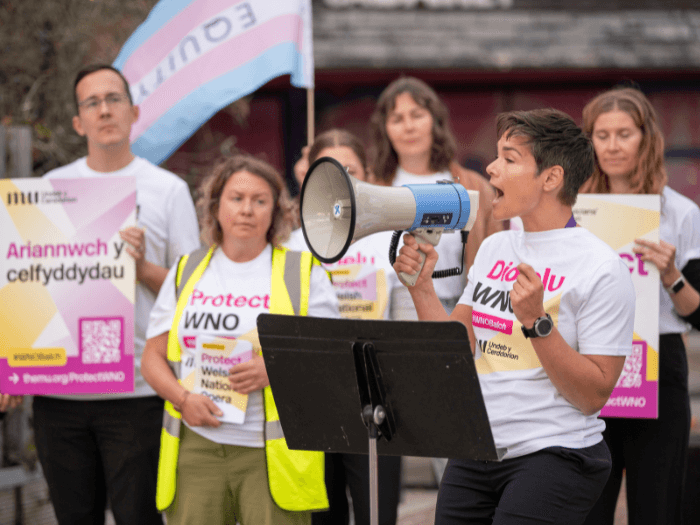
[299,157,479,286]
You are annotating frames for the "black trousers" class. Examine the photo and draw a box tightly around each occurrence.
[436,440,611,525]
[33,396,164,525]
[312,452,402,525]
[583,333,691,525]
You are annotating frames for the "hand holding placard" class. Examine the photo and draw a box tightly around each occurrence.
[194,336,252,424]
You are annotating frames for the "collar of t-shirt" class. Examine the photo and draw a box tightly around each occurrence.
[393,167,452,186]
[77,156,144,178]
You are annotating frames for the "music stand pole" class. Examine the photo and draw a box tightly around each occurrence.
[369,412,379,525]
[363,404,387,525]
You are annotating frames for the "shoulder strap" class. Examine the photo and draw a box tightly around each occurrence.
[283,250,303,316]
[272,247,317,316]
[168,245,216,364]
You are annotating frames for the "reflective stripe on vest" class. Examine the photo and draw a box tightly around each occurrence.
[155,246,327,513]
[265,420,285,441]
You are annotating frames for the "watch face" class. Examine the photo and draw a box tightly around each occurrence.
[672,278,685,294]
[535,316,553,337]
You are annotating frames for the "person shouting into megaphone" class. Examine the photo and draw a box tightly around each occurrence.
[393,108,636,525]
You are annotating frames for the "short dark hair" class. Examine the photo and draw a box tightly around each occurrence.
[496,109,594,206]
[73,64,133,113]
[369,76,456,185]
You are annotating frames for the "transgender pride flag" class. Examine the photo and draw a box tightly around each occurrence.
[113,0,314,165]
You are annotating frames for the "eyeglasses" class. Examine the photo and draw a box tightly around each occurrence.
[78,93,129,112]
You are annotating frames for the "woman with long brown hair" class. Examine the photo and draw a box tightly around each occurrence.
[370,77,501,316]
[580,87,700,525]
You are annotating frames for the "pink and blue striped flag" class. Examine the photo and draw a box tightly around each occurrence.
[113,0,314,165]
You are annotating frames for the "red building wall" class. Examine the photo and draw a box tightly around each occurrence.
[166,70,700,207]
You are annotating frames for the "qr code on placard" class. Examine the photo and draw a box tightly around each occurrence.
[615,343,643,389]
[80,318,123,364]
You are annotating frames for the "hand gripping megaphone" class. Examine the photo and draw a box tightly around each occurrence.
[299,157,479,286]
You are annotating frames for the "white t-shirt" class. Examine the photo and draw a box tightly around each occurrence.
[45,156,200,398]
[393,168,467,304]
[459,227,635,459]
[147,245,339,446]
[286,229,401,320]
[659,186,700,334]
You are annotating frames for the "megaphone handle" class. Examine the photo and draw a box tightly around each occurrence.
[398,229,442,287]
[399,248,426,287]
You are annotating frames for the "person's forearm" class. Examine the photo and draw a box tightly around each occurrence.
[142,338,187,407]
[137,262,169,296]
[530,329,623,416]
[408,282,450,322]
[669,277,700,317]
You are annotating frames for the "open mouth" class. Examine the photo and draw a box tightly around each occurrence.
[493,187,504,202]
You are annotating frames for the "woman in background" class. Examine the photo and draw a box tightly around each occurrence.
[369,76,501,317]
[288,129,403,525]
[581,87,700,525]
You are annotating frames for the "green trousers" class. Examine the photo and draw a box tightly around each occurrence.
[166,426,311,525]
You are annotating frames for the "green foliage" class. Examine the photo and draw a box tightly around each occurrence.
[0,0,159,175]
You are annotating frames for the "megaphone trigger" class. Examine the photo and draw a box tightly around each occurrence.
[389,229,443,287]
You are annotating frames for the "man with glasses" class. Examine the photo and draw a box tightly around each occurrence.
[33,64,200,525]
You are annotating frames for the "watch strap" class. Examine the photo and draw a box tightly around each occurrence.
[521,313,553,339]
[521,323,538,339]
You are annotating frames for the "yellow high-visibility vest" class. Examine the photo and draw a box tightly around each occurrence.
[155,244,328,512]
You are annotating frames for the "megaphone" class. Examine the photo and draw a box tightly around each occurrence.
[300,157,479,286]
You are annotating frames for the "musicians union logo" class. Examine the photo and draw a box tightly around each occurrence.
[5,190,77,206]
[7,191,39,206]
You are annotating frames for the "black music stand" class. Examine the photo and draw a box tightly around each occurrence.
[257,314,500,525]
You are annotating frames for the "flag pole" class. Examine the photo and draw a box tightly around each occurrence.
[307,87,314,146]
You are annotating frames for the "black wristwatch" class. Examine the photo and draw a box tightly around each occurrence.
[521,313,554,339]
[665,275,686,295]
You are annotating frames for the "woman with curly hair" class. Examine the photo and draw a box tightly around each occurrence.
[142,154,339,525]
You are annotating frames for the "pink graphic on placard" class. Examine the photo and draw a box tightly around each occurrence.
[72,192,136,246]
[0,316,134,395]
[49,178,135,231]
[49,277,135,356]
[0,357,134,395]
[472,310,513,335]
[0,177,136,395]
[601,341,658,419]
